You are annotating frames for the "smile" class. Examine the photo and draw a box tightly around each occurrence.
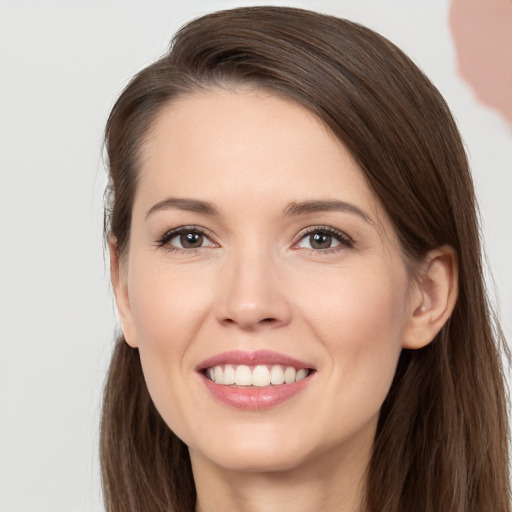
[205,364,311,387]
[197,350,316,410]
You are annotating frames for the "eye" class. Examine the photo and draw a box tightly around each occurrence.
[295,227,353,251]
[157,227,217,251]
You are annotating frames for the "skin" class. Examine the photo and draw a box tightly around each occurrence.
[111,88,457,512]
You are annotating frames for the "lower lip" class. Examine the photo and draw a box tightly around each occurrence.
[201,374,313,410]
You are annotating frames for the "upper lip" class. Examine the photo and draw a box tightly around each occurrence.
[196,350,313,371]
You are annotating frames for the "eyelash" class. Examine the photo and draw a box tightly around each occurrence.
[293,226,354,253]
[155,226,217,253]
[155,225,355,253]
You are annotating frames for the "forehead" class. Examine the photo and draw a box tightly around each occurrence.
[135,87,388,231]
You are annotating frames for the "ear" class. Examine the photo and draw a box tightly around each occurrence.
[402,245,458,350]
[109,237,139,348]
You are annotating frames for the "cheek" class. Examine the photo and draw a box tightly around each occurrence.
[302,260,408,332]
[300,263,408,392]
[126,258,215,433]
[128,258,212,352]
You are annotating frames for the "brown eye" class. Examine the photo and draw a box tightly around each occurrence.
[295,227,353,252]
[309,232,333,249]
[159,227,217,251]
[180,232,204,248]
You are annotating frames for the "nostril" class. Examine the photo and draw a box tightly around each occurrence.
[216,294,292,330]
[220,316,279,329]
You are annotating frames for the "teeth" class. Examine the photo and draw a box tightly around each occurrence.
[222,364,235,385]
[296,368,307,381]
[234,365,252,386]
[270,365,285,385]
[284,367,296,384]
[252,365,270,387]
[214,365,223,384]
[206,364,310,387]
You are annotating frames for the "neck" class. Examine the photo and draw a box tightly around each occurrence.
[191,438,370,512]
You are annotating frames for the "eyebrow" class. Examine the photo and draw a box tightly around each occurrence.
[145,197,219,219]
[283,199,373,224]
[145,197,372,224]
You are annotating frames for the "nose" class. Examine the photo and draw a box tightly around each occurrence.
[215,248,292,331]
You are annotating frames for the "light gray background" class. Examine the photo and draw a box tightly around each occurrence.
[1,1,510,511]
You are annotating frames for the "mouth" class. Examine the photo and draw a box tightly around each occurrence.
[202,364,313,387]
[196,350,316,409]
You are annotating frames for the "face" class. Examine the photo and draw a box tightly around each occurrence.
[115,88,420,477]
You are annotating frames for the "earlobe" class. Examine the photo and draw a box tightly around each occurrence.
[402,245,458,350]
[109,237,139,348]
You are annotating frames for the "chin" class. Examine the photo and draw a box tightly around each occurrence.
[202,447,310,474]
[189,427,316,474]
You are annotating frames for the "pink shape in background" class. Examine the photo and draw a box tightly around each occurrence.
[449,0,512,124]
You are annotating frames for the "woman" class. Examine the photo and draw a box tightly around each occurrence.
[101,6,510,512]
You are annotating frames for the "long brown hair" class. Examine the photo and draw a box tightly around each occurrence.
[101,7,510,511]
